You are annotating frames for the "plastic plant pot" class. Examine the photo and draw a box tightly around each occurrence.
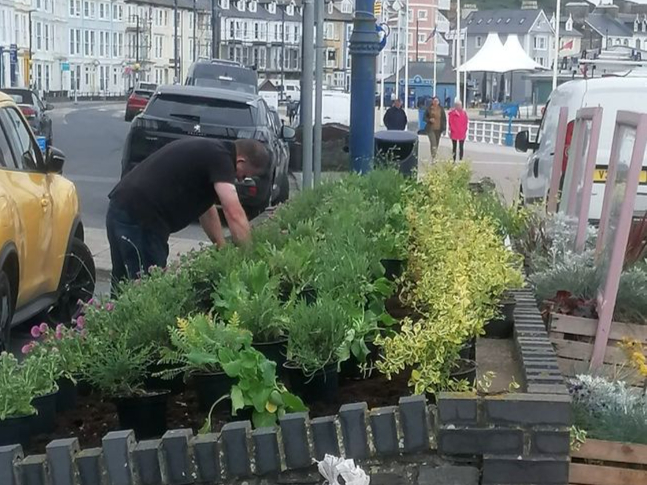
[192,372,235,412]
[0,414,35,447]
[381,259,405,282]
[450,359,477,387]
[113,391,170,440]
[144,364,186,395]
[56,377,78,413]
[339,341,379,381]
[283,362,339,404]
[252,338,288,373]
[458,338,476,361]
[31,390,59,435]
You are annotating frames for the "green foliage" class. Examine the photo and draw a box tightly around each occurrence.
[0,352,37,419]
[212,260,286,342]
[158,313,252,378]
[473,180,528,239]
[21,345,61,398]
[286,296,353,375]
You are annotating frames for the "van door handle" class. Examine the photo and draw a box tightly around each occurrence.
[41,197,50,208]
[533,157,540,178]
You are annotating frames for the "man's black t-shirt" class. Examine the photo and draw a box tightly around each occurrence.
[110,138,236,236]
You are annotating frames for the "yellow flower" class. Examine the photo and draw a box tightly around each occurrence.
[265,402,278,413]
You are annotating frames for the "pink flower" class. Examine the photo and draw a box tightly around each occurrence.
[55,324,65,340]
[30,325,41,338]
[105,302,114,312]
[21,343,32,354]
[75,316,85,329]
[39,323,49,334]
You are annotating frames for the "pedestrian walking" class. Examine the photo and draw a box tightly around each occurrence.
[448,99,469,162]
[106,137,270,290]
[423,96,446,159]
[383,99,408,130]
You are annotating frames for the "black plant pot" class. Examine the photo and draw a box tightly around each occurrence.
[31,391,59,435]
[230,406,254,424]
[113,391,170,440]
[339,342,379,381]
[192,372,235,412]
[458,338,476,361]
[145,364,186,395]
[77,379,94,397]
[279,283,317,305]
[253,338,288,373]
[56,377,78,413]
[0,415,35,447]
[450,359,477,387]
[484,318,513,339]
[500,296,516,322]
[284,362,339,404]
[381,259,405,282]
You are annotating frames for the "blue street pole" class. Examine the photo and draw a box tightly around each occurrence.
[349,0,380,173]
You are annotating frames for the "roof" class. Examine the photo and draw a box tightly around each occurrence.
[127,0,301,20]
[465,9,543,35]
[586,13,634,37]
[154,84,260,104]
[384,60,455,84]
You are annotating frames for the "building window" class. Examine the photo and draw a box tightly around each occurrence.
[341,1,352,14]
[418,33,426,44]
[534,56,546,67]
[155,35,163,59]
[417,9,428,20]
[476,36,483,48]
[45,24,51,51]
[220,0,230,9]
[324,22,335,40]
[534,36,547,50]
[326,48,337,68]
[36,22,42,50]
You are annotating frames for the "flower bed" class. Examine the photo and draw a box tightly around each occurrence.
[1,164,523,452]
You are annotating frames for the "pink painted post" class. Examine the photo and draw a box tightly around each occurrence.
[590,111,647,369]
[573,108,603,252]
[547,107,569,214]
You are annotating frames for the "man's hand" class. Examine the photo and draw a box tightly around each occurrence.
[199,205,226,248]
[214,182,251,246]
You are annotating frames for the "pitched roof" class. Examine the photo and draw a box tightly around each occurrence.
[465,9,543,35]
[586,13,634,37]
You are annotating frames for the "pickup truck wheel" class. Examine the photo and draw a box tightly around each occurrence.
[47,238,96,325]
[0,272,13,353]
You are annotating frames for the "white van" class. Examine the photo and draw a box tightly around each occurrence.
[515,77,647,220]
[281,83,301,102]
[292,91,351,127]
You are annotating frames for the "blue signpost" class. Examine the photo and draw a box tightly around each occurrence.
[9,44,17,86]
[349,0,380,174]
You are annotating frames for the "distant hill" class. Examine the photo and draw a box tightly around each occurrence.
[474,0,556,12]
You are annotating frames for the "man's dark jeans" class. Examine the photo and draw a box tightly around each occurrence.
[106,201,169,292]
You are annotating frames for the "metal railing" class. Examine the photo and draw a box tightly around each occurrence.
[462,120,539,146]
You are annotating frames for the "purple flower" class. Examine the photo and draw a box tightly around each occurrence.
[105,302,115,312]
[55,324,65,340]
[21,343,32,355]
[39,323,49,333]
[75,315,85,329]
[30,326,42,338]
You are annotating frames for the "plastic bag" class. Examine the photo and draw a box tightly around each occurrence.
[317,454,370,485]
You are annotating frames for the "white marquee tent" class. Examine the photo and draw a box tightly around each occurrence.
[458,33,548,73]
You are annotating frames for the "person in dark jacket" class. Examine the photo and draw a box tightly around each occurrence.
[383,99,408,130]
[424,96,447,160]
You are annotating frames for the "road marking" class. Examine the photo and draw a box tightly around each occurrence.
[67,174,120,184]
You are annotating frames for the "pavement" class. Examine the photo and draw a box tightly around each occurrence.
[51,102,527,278]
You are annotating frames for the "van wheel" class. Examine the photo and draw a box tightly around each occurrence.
[0,272,13,352]
[46,239,96,325]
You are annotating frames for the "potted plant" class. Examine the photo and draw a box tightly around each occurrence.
[27,320,87,412]
[284,296,351,404]
[157,314,252,412]
[78,327,164,440]
[484,291,517,339]
[0,352,37,447]
[263,239,317,304]
[21,338,62,436]
[201,345,307,431]
[212,260,288,366]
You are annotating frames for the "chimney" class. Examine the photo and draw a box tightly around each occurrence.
[595,4,620,18]
[462,4,478,19]
[521,0,538,9]
[565,2,592,22]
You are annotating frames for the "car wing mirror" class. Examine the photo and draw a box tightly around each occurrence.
[281,125,296,142]
[45,146,66,174]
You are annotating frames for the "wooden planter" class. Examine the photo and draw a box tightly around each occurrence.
[570,439,647,485]
[547,313,647,385]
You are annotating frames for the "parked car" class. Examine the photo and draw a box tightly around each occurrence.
[0,92,96,350]
[125,83,157,121]
[0,87,54,145]
[121,85,294,217]
[291,90,351,128]
[515,77,647,220]
[185,58,258,94]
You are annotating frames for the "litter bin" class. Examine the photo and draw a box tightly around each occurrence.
[374,131,418,177]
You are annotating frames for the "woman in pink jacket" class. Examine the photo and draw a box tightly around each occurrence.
[448,100,469,161]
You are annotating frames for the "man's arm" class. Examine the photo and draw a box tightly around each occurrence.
[199,205,227,247]
[214,182,252,246]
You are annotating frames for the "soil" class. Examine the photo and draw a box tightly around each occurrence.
[27,371,412,455]
[26,295,416,455]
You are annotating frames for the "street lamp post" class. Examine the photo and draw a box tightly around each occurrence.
[455,0,461,103]
[552,0,562,90]
[28,10,33,89]
[211,0,218,58]
[193,0,197,62]
[349,0,380,173]
[174,0,179,82]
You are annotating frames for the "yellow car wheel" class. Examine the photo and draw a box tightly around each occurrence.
[0,272,13,352]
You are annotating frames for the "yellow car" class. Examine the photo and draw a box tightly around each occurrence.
[0,91,95,351]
